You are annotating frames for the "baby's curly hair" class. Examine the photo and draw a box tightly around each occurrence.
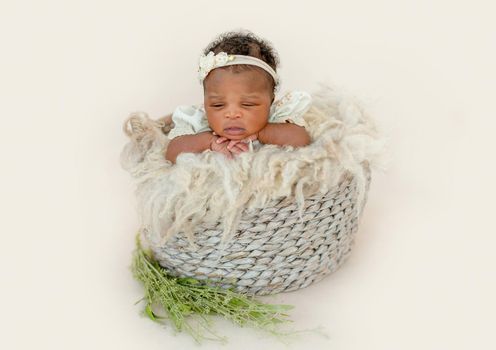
[202,29,280,93]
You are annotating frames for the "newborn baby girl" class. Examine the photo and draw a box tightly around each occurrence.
[165,30,312,163]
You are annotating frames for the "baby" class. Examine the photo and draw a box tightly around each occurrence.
[165,30,312,164]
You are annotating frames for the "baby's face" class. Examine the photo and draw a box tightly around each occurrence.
[203,68,273,140]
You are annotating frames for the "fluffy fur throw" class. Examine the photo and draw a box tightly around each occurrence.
[120,84,388,248]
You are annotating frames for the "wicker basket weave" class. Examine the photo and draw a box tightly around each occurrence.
[125,113,372,296]
[150,164,371,296]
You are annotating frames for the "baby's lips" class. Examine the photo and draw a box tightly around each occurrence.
[224,127,246,136]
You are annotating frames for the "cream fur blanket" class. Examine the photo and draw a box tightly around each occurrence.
[120,84,389,248]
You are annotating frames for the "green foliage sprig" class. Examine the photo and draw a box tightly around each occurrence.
[131,234,297,344]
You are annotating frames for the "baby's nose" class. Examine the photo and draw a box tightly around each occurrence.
[225,109,242,118]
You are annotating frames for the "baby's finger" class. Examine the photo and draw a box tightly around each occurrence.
[227,140,240,150]
[216,136,228,144]
[229,146,243,154]
[241,134,257,143]
[234,143,249,152]
[230,143,248,154]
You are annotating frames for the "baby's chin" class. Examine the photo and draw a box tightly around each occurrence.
[219,133,246,140]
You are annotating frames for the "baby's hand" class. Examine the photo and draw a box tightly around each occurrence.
[216,134,258,154]
[210,135,235,159]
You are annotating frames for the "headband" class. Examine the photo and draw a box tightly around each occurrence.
[198,51,280,91]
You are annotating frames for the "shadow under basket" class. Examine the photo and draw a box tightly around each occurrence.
[149,164,371,296]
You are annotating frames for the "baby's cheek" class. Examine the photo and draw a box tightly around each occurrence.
[256,119,269,132]
[206,117,223,135]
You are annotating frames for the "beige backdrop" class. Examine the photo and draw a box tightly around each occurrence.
[1,0,495,349]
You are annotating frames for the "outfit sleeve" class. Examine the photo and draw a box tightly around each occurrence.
[268,91,312,128]
[167,104,211,140]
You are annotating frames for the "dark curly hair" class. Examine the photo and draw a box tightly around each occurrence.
[202,29,280,94]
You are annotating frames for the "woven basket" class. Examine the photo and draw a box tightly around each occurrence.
[126,113,372,296]
[152,177,371,295]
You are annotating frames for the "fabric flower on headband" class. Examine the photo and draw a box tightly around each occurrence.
[198,51,235,83]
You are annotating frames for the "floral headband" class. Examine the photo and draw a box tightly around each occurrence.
[198,51,280,92]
